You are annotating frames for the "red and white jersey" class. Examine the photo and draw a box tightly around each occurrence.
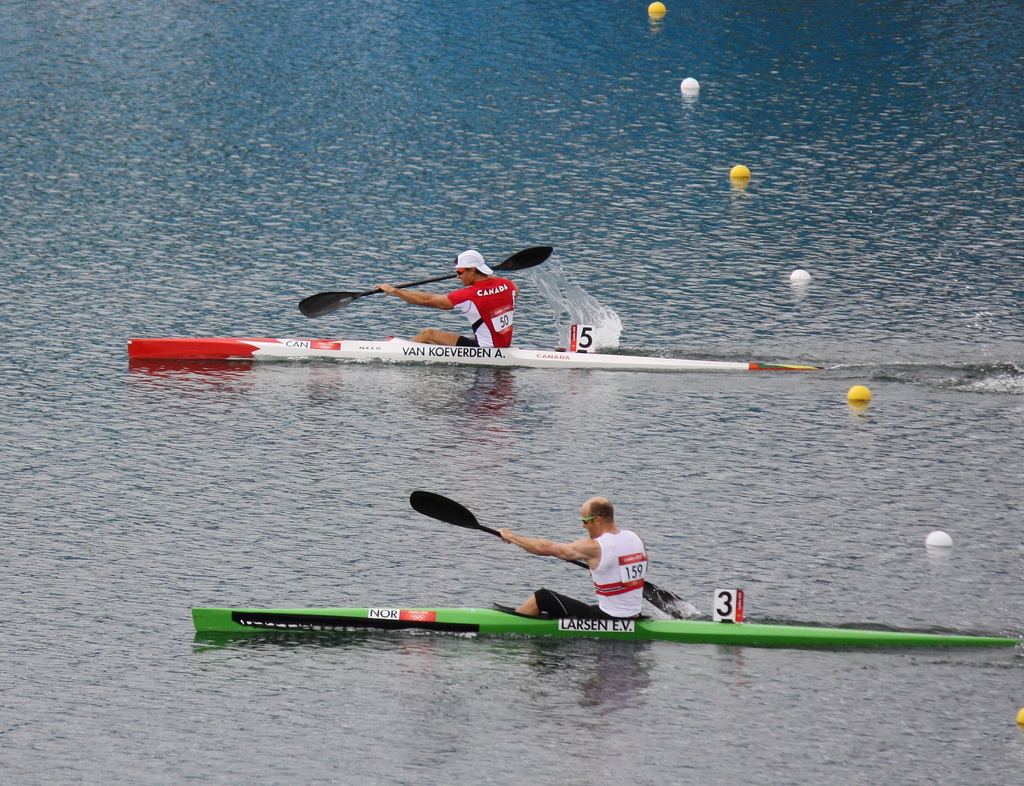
[447,277,516,348]
[591,529,647,617]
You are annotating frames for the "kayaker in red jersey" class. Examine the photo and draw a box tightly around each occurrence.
[498,497,648,620]
[374,250,518,348]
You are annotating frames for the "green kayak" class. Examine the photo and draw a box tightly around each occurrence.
[191,607,1019,650]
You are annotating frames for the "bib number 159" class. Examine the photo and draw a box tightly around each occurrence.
[713,589,744,623]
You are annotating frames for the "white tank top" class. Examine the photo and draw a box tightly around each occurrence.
[591,530,647,617]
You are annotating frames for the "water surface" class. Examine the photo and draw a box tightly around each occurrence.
[2,1,1023,783]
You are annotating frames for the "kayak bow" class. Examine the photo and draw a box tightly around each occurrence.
[191,607,1019,650]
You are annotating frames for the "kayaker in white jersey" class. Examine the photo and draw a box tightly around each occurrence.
[374,250,519,348]
[498,497,648,619]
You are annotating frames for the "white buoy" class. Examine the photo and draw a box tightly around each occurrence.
[790,269,811,283]
[680,77,700,93]
[925,530,953,548]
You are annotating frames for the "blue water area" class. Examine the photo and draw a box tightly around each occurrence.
[1,0,1023,783]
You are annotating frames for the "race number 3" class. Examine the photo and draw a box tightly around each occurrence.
[713,589,744,623]
[570,325,594,353]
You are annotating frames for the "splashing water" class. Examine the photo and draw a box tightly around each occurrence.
[956,363,1024,395]
[526,260,622,350]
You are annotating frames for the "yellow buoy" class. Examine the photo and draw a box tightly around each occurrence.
[730,164,751,180]
[648,2,666,18]
[1017,706,1024,726]
[847,385,872,403]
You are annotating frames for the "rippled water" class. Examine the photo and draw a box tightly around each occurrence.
[2,0,1023,783]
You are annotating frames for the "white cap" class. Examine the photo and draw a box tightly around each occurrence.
[455,249,492,274]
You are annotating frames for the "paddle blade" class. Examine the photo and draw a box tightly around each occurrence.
[410,491,485,532]
[643,582,688,619]
[298,291,363,318]
[494,245,553,272]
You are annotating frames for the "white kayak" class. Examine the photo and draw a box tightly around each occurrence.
[126,337,821,373]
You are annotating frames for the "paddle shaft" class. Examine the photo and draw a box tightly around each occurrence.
[299,245,552,318]
[472,519,588,569]
[298,273,456,318]
[340,272,459,304]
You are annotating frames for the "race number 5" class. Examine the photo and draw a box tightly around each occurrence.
[713,589,744,623]
[570,325,595,353]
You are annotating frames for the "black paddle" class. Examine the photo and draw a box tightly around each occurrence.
[409,490,688,619]
[298,245,553,318]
